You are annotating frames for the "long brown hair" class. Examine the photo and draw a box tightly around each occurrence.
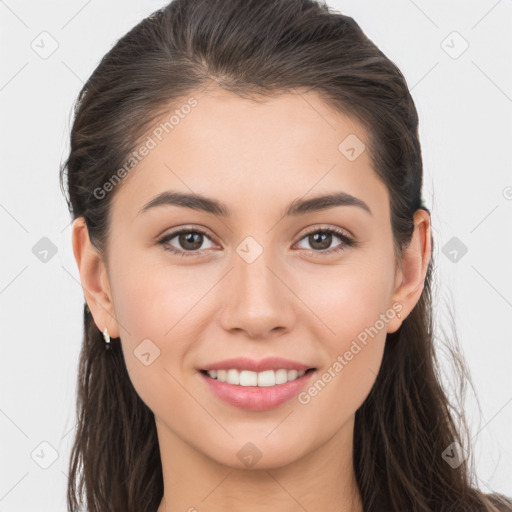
[60,1,512,510]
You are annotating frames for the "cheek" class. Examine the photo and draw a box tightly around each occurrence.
[296,254,394,344]
[108,256,216,404]
[107,258,179,378]
[298,282,388,426]
[293,256,393,412]
[109,253,199,342]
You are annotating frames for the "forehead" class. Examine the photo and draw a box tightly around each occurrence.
[111,87,389,223]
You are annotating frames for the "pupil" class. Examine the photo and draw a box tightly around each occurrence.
[311,232,331,250]
[180,232,202,250]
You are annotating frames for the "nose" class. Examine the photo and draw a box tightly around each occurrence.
[219,251,296,340]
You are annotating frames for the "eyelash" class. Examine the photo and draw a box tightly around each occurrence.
[157,225,357,258]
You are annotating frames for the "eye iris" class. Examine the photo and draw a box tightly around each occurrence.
[179,232,202,250]
[309,232,332,250]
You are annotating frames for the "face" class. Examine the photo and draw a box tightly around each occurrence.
[79,87,413,470]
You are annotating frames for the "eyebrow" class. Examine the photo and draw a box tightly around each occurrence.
[138,190,372,218]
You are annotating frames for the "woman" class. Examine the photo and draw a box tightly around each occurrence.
[61,0,512,510]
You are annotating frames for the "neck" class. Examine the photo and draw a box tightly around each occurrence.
[156,415,363,512]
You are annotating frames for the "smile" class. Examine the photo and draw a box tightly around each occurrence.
[199,368,317,411]
[201,368,315,387]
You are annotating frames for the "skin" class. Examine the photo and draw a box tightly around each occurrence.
[72,87,431,512]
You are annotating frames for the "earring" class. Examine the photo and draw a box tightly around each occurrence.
[103,327,111,350]
[397,313,402,319]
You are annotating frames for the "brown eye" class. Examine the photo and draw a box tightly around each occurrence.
[176,232,204,251]
[158,228,215,257]
[306,232,334,250]
[295,227,356,256]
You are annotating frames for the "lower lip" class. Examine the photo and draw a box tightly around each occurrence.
[199,370,316,411]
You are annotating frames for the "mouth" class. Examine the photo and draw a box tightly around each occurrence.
[199,367,317,387]
[199,366,318,411]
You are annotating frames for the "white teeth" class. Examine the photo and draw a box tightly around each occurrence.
[275,369,288,384]
[227,369,239,385]
[239,370,257,386]
[206,368,309,386]
[258,370,275,387]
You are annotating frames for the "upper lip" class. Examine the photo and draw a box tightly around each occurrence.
[200,357,315,373]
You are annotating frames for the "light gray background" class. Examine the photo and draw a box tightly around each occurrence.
[0,1,511,510]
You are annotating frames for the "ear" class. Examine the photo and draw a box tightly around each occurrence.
[387,209,432,334]
[71,217,120,338]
